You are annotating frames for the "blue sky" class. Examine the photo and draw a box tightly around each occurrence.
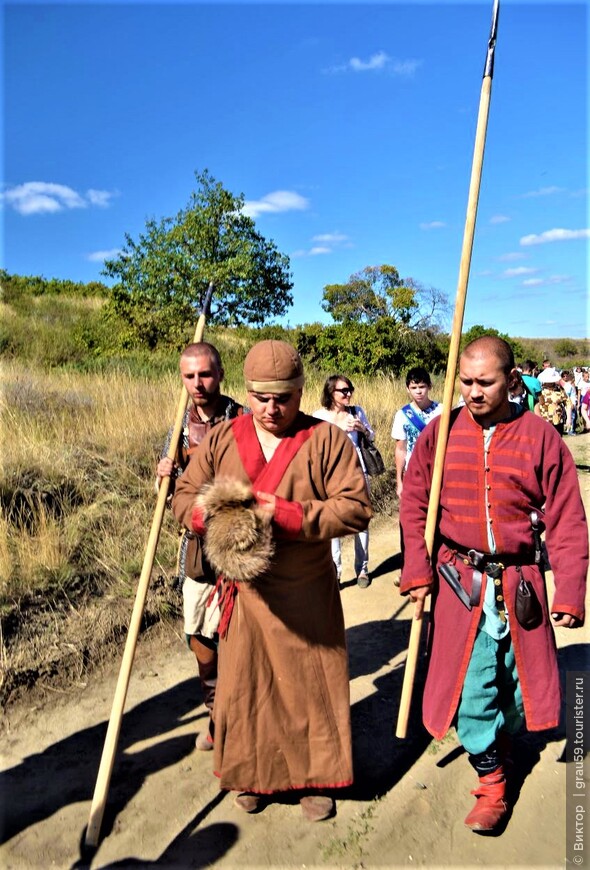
[2,1,588,338]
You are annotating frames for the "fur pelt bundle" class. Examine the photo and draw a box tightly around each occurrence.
[196,478,274,581]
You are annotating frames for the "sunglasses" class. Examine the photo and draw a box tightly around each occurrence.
[334,387,354,396]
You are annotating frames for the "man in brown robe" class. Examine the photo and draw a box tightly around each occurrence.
[172,339,372,821]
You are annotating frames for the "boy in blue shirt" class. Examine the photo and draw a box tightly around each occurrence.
[392,367,441,584]
[392,367,442,496]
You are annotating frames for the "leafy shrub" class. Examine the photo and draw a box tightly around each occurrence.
[296,319,445,376]
[554,338,579,357]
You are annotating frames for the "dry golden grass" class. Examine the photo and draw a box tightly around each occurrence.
[1,359,441,596]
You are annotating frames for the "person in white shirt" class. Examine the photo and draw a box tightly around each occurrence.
[313,375,374,588]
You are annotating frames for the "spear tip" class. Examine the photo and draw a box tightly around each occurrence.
[483,0,500,79]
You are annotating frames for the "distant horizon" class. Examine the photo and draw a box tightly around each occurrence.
[4,268,588,348]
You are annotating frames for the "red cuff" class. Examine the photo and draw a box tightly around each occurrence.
[399,577,434,595]
[551,602,585,625]
[272,496,303,539]
[191,505,207,535]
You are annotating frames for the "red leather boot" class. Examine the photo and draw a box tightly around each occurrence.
[464,766,508,831]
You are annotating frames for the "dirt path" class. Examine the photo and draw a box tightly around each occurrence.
[1,437,589,869]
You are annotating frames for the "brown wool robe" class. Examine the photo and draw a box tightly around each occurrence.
[172,412,372,794]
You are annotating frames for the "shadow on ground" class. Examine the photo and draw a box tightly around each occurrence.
[345,601,432,803]
[0,676,203,847]
[76,792,237,869]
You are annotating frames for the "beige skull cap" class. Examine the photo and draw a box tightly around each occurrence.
[244,339,305,392]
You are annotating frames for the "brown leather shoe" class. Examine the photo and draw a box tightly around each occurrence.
[464,767,508,831]
[300,795,335,822]
[234,792,262,813]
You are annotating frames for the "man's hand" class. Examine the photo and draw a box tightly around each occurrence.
[552,612,581,628]
[157,457,174,479]
[409,585,430,619]
[255,491,276,519]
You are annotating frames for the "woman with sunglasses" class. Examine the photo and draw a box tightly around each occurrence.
[313,375,374,588]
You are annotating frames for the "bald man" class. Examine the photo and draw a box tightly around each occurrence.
[400,335,587,832]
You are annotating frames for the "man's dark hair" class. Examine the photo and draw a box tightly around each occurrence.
[461,335,515,375]
[405,366,432,388]
[522,359,537,374]
[321,374,354,410]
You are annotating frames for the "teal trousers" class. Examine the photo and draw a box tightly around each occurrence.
[456,628,525,755]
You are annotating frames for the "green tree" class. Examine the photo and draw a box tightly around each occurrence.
[321,265,449,329]
[296,318,445,376]
[461,325,524,362]
[554,338,578,358]
[102,170,294,348]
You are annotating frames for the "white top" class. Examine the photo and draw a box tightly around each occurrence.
[312,405,374,473]
[391,401,442,469]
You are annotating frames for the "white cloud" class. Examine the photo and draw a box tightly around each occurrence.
[503,266,538,277]
[87,248,122,262]
[520,186,565,198]
[86,188,117,207]
[242,190,309,218]
[312,232,350,244]
[391,59,422,76]
[2,182,85,215]
[490,214,510,224]
[419,221,446,230]
[350,51,390,72]
[520,228,590,246]
[293,230,353,258]
[497,252,525,262]
[323,52,421,76]
[522,274,571,287]
[2,181,117,216]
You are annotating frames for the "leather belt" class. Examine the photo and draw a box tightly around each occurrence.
[441,544,514,620]
[441,540,533,568]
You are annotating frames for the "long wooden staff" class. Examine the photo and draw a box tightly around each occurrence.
[85,282,215,847]
[396,0,500,739]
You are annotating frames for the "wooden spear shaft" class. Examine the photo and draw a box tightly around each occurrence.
[395,0,500,739]
[85,282,215,847]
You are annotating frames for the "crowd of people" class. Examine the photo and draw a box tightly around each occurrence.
[156,337,587,833]
[516,358,590,435]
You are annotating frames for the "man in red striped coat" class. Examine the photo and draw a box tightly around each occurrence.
[400,335,588,833]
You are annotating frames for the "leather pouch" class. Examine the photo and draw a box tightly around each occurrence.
[514,567,543,629]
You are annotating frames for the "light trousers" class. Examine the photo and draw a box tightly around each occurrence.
[331,530,369,578]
